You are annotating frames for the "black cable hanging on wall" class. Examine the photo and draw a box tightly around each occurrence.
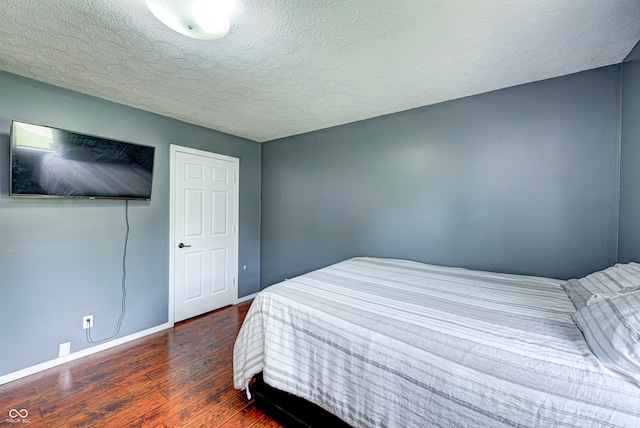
[86,200,129,343]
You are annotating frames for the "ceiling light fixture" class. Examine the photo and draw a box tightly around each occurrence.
[146,0,233,40]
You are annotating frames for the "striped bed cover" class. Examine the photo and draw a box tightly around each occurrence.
[233,258,640,427]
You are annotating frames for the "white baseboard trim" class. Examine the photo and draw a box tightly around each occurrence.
[0,322,173,386]
[236,292,259,304]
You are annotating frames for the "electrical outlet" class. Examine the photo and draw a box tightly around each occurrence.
[59,342,71,357]
[83,315,93,329]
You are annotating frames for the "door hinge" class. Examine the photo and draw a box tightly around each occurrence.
[233,278,236,285]
[234,174,237,183]
[233,226,236,234]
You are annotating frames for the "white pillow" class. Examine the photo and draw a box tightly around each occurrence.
[573,290,640,386]
[587,286,640,305]
[564,262,640,310]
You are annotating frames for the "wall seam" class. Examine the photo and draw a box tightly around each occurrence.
[616,62,623,263]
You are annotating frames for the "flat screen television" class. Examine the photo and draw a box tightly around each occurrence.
[10,120,155,200]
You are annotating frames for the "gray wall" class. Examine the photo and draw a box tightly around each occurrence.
[261,66,622,288]
[619,42,640,262]
[0,71,261,377]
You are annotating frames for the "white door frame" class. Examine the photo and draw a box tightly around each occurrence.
[169,144,239,325]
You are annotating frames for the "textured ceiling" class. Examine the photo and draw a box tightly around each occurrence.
[0,0,639,142]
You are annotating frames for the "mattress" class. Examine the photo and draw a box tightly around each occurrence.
[233,257,640,427]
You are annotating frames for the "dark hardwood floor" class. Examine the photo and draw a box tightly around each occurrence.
[0,301,283,428]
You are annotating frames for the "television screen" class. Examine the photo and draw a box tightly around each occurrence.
[10,120,155,200]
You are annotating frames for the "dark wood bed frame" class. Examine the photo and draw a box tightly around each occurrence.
[253,374,352,427]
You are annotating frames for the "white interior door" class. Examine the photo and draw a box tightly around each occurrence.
[172,146,238,322]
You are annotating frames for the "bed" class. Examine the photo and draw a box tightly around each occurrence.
[233,257,640,427]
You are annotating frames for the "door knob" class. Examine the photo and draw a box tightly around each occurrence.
[178,243,191,248]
